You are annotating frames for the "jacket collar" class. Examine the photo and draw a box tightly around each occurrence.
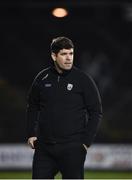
[51,64,73,77]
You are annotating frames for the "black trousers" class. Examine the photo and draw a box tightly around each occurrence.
[32,141,87,179]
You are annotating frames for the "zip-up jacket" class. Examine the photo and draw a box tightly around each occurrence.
[26,66,102,147]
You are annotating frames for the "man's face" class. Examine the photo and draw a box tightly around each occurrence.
[52,48,74,70]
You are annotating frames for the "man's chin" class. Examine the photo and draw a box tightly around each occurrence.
[63,67,72,71]
[63,65,73,70]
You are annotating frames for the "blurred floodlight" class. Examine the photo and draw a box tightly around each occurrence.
[52,8,68,18]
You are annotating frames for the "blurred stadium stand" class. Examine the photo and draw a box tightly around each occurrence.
[0,144,132,170]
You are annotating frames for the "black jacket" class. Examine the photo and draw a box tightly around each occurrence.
[27,66,102,147]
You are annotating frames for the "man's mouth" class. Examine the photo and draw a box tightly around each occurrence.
[65,63,72,64]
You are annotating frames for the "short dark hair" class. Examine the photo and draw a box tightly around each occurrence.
[50,36,74,54]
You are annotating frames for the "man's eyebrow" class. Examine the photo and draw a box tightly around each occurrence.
[60,50,73,54]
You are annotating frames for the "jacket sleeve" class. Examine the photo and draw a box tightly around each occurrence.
[82,74,102,147]
[26,76,40,138]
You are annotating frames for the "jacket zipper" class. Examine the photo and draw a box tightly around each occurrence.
[57,76,60,82]
[51,75,60,142]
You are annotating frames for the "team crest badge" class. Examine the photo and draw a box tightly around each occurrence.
[67,83,73,91]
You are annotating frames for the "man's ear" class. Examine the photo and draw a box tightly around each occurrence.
[51,53,56,62]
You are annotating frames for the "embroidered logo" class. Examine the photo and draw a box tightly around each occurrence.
[45,83,52,87]
[67,83,73,91]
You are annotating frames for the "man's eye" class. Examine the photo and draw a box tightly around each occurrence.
[60,52,73,55]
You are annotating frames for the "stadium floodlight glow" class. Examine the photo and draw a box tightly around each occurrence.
[52,8,68,18]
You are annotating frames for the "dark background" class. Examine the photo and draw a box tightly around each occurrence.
[0,0,132,143]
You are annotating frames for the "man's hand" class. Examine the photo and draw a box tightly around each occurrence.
[27,137,37,149]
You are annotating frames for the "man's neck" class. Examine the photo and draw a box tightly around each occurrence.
[54,62,63,74]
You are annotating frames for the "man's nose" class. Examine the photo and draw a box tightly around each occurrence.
[66,55,71,60]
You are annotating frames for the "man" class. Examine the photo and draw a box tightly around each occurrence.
[27,36,102,179]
